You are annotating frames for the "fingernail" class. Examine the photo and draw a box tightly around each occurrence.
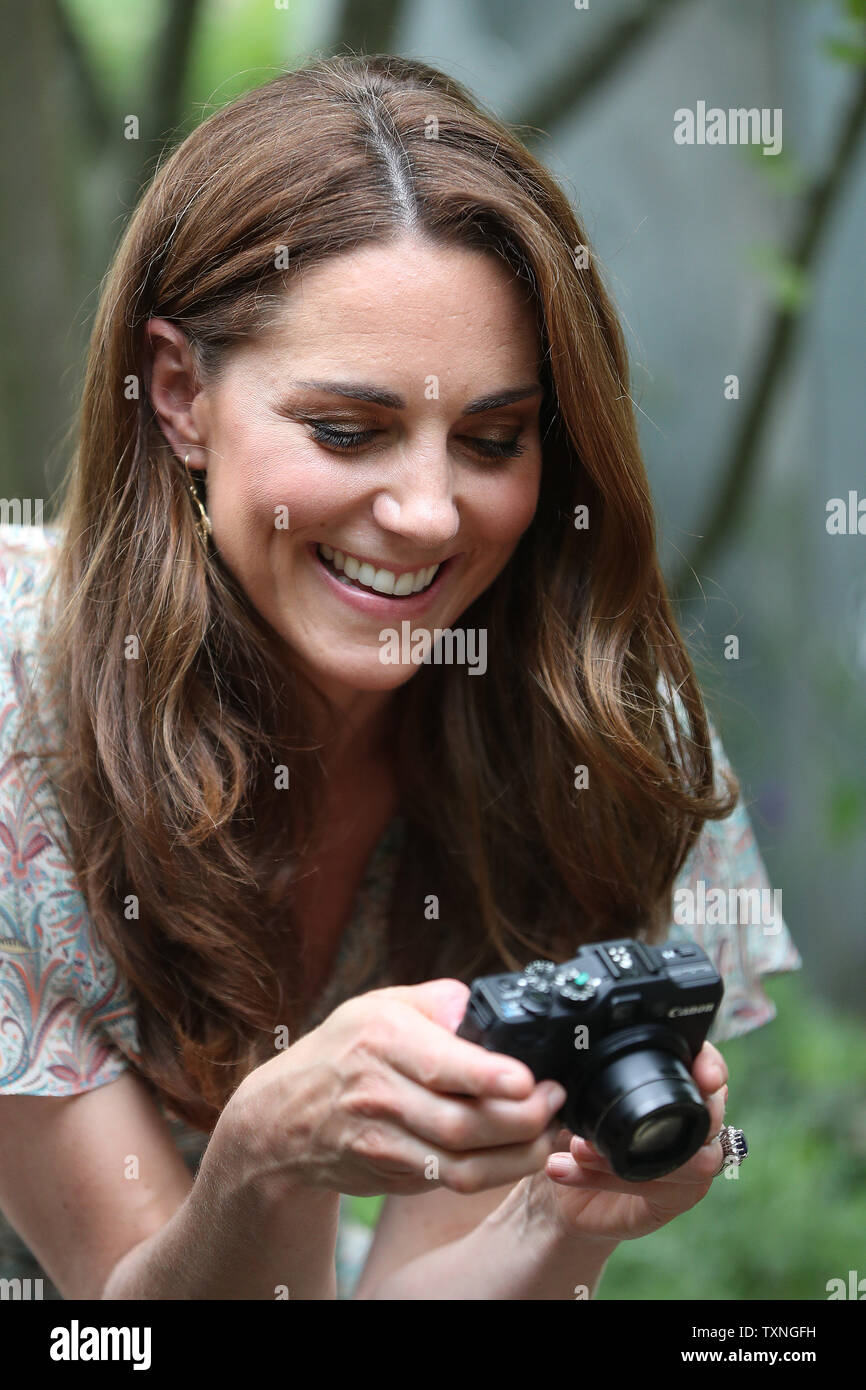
[544,1082,567,1111]
[709,1065,725,1090]
[548,1155,572,1178]
[723,1084,728,1108]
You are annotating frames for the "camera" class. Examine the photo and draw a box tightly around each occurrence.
[457,936,723,1181]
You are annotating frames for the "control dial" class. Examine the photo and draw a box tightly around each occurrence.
[522,960,557,979]
[517,961,556,1015]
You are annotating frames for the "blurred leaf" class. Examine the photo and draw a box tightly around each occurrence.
[826,778,866,846]
[844,0,866,21]
[823,35,866,64]
[345,1193,385,1228]
[745,243,813,310]
[741,142,810,194]
[65,0,164,110]
[182,0,296,117]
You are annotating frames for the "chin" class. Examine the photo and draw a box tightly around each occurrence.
[341,662,421,692]
[306,653,423,696]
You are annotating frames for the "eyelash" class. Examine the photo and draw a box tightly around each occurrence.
[308,422,526,460]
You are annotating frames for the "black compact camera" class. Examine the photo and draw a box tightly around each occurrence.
[457,936,723,1182]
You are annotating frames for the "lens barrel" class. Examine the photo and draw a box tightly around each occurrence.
[564,1026,711,1181]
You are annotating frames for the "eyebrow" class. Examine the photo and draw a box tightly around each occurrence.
[291,379,544,415]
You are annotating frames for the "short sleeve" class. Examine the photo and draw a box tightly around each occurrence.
[663,718,802,1044]
[0,527,138,1096]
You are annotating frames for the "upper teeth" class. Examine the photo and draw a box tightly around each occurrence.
[317,544,440,596]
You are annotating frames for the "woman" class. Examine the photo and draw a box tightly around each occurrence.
[0,54,801,1300]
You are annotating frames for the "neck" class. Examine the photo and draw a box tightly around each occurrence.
[295,670,405,779]
[261,624,405,778]
[308,685,403,852]
[322,690,396,773]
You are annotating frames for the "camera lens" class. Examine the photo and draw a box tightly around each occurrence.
[628,1113,688,1157]
[565,1029,711,1181]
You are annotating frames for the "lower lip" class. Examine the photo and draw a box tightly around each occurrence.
[308,544,457,616]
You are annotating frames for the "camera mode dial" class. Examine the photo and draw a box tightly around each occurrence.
[554,969,602,1003]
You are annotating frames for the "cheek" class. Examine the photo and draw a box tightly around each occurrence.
[206,436,354,545]
[471,464,542,550]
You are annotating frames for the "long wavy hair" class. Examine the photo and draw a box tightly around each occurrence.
[22,53,736,1132]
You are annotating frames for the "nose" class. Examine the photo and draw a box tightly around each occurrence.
[372,453,460,549]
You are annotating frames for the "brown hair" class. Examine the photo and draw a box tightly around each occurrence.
[25,53,736,1131]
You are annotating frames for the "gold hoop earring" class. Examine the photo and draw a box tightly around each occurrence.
[184,453,213,550]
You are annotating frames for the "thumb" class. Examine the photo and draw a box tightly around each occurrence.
[383,977,471,1033]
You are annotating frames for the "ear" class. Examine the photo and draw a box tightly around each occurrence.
[146,318,209,469]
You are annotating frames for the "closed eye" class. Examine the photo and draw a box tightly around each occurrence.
[308,422,526,460]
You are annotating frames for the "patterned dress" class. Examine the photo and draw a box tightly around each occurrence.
[0,524,803,1298]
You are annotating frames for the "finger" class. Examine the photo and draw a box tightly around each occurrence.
[348,1057,567,1152]
[692,1039,728,1095]
[438,1124,564,1194]
[568,1121,725,1187]
[378,998,537,1099]
[549,1143,719,1194]
[700,1083,727,1145]
[417,1073,572,1150]
[383,978,472,1032]
[351,1117,562,1194]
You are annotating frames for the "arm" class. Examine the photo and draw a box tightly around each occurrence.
[0,1071,339,1300]
[353,1177,618,1300]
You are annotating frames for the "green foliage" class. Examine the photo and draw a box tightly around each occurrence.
[64,0,163,109]
[63,0,296,126]
[346,1192,386,1229]
[741,144,810,196]
[826,778,866,846]
[181,0,298,117]
[745,243,813,312]
[822,36,866,65]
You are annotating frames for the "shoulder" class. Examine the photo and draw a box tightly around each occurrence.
[0,524,65,859]
[0,523,60,619]
[0,525,140,1095]
[0,524,61,702]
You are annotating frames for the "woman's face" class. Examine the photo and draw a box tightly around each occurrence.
[149,234,544,706]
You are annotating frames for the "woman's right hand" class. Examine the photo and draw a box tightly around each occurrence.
[222,978,567,1198]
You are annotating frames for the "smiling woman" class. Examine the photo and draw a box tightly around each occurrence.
[146,236,545,700]
[0,52,800,1301]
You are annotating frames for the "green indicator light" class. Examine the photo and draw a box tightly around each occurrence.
[574,972,589,986]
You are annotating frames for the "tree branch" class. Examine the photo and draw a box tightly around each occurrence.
[514,0,691,138]
[47,0,113,143]
[671,59,866,599]
[149,0,206,143]
[119,0,205,203]
[332,0,406,59]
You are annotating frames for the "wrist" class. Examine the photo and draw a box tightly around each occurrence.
[470,1173,617,1300]
[516,1169,621,1255]
[210,1076,329,1211]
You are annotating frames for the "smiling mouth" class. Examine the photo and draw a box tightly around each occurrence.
[315,543,443,598]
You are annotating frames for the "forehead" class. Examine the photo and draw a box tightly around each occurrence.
[237,236,541,381]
